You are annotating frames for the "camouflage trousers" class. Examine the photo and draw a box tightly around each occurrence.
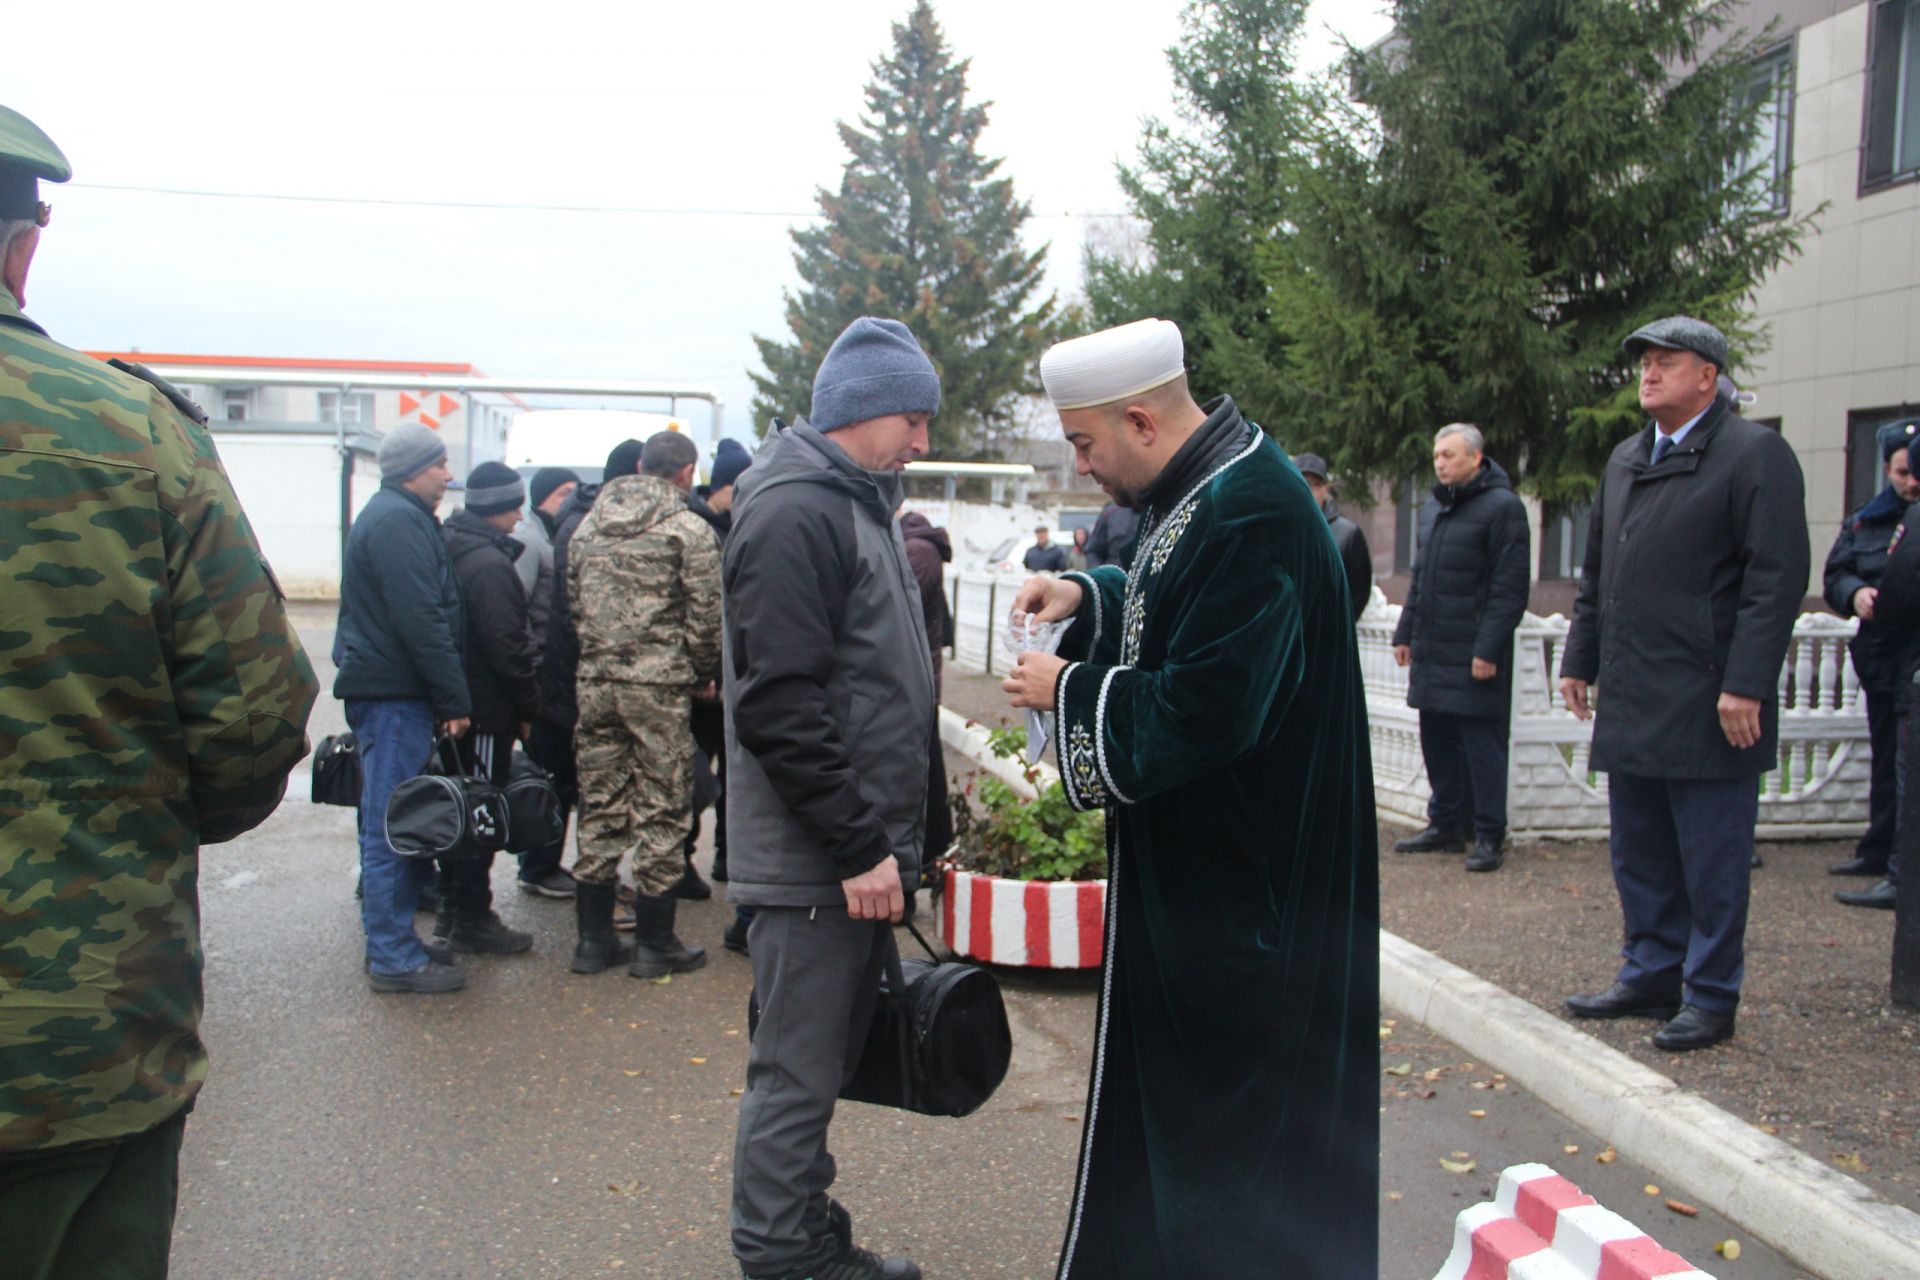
[574,681,696,895]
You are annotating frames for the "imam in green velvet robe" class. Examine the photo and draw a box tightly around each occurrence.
[1049,397,1378,1279]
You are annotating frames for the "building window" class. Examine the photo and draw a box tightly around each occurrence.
[1864,0,1920,190]
[1848,405,1920,512]
[222,388,253,422]
[1742,42,1794,214]
[318,390,374,425]
[1538,502,1592,581]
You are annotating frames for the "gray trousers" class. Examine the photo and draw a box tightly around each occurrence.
[731,904,890,1275]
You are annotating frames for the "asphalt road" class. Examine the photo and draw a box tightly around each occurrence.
[163,608,1812,1277]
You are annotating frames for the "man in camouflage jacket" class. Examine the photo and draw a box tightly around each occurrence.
[0,105,317,1275]
[565,430,721,978]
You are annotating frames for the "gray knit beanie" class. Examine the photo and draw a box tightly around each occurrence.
[810,317,941,432]
[464,461,525,516]
[378,422,448,483]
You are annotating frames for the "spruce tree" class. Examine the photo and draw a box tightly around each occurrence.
[1273,0,1814,505]
[750,1,1059,456]
[1084,0,1319,427]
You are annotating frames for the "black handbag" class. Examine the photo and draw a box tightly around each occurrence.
[750,921,1012,1118]
[503,749,565,853]
[384,738,511,860]
[311,732,362,808]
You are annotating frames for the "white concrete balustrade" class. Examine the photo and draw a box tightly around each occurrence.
[946,567,1872,839]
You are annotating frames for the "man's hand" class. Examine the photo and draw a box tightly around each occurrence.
[1010,574,1083,624]
[518,721,532,742]
[1471,657,1498,681]
[441,717,471,738]
[1394,645,1411,668]
[1718,692,1763,750]
[693,681,719,702]
[843,854,905,922]
[1559,677,1591,721]
[1854,586,1878,622]
[1004,652,1068,710]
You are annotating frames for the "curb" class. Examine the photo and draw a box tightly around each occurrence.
[1436,1163,1712,1280]
[939,867,1105,969]
[1382,930,1920,1280]
[937,706,1053,801]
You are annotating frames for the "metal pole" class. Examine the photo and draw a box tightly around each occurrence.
[336,384,352,573]
[985,581,997,675]
[949,573,961,661]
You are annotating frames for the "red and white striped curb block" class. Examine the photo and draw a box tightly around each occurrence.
[1434,1164,1714,1280]
[939,868,1105,969]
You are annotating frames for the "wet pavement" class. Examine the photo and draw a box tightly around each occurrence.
[164,609,1808,1277]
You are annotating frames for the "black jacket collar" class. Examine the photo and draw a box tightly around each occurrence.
[1140,395,1255,514]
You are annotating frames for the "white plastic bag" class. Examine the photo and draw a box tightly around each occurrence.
[1006,612,1074,763]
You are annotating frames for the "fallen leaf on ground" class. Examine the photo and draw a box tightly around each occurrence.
[1644,1185,1661,1196]
[1562,1144,1580,1155]
[1715,1240,1742,1260]
[1665,1200,1698,1217]
[607,1179,640,1197]
[1833,1152,1868,1174]
[1414,1086,1436,1099]
[1595,1148,1617,1164]
[728,1087,744,1097]
[1439,1157,1477,1175]
[1386,1191,1403,1202]
[1471,1081,1490,1090]
[621,1069,642,1078]
[1422,1068,1442,1082]
[1384,1062,1413,1076]
[1469,1110,1486,1119]
[689,1057,708,1066]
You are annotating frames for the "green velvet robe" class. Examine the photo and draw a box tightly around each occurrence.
[1050,411,1378,1279]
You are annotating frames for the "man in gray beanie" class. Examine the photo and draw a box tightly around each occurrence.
[724,317,937,1280]
[335,423,471,993]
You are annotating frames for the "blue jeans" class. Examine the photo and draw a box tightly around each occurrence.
[347,698,437,975]
[1607,773,1758,1014]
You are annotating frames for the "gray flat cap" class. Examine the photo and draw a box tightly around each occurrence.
[1291,453,1330,481]
[1622,316,1728,371]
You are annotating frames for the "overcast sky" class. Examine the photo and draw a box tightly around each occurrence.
[10,0,1391,448]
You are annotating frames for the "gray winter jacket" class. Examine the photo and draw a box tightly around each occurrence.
[514,507,557,657]
[721,419,937,907]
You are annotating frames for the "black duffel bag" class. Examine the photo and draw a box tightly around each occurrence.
[503,749,565,853]
[385,738,511,860]
[311,732,362,807]
[750,921,1011,1118]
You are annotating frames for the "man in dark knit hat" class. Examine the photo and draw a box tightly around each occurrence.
[335,422,472,993]
[725,318,937,1280]
[430,461,541,957]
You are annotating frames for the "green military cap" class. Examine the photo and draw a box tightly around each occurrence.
[1878,418,1920,463]
[0,105,71,224]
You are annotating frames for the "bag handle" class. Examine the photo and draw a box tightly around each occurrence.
[424,733,467,778]
[902,918,941,965]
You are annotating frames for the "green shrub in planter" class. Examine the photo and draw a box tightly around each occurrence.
[945,726,1107,883]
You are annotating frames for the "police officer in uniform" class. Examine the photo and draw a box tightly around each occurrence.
[1823,419,1920,880]
[0,106,318,1276]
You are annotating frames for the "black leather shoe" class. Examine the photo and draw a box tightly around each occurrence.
[1652,1004,1736,1052]
[1830,857,1889,877]
[1465,837,1504,873]
[1564,981,1681,1021]
[1835,879,1898,909]
[1394,826,1467,854]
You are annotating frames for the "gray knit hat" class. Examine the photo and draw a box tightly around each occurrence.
[378,422,448,483]
[464,461,525,516]
[810,317,941,432]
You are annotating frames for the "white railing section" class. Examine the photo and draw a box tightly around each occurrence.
[946,567,1871,838]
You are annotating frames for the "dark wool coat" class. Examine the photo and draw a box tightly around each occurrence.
[444,508,541,735]
[1391,459,1530,718]
[1326,507,1373,623]
[1561,398,1809,780]
[1051,399,1377,1280]
[1823,487,1908,690]
[1859,505,1920,710]
[333,483,469,719]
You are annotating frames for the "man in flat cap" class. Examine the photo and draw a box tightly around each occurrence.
[1004,318,1377,1278]
[0,105,318,1274]
[725,317,936,1280]
[1292,452,1373,623]
[1560,316,1808,1051]
[1837,417,1920,912]
[1823,420,1920,890]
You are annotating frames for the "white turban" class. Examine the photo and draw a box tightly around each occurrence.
[1040,318,1186,411]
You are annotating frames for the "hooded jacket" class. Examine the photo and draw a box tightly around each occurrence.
[444,507,541,734]
[567,474,722,689]
[1392,458,1531,719]
[899,511,953,665]
[722,420,937,905]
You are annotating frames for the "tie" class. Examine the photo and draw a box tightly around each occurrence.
[1651,435,1673,466]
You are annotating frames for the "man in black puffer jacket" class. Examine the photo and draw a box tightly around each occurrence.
[1825,418,1920,883]
[1392,424,1531,872]
[435,461,542,957]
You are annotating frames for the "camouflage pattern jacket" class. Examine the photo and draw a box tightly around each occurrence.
[0,293,318,1153]
[567,474,721,689]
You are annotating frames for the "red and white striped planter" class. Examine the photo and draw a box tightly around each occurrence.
[1434,1164,1713,1280]
[939,868,1106,969]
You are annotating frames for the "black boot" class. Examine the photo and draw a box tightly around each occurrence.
[1465,835,1505,873]
[570,882,635,974]
[710,841,728,884]
[629,892,707,979]
[1394,825,1467,854]
[444,910,533,955]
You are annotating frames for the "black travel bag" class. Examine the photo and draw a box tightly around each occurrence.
[384,738,511,860]
[503,749,565,853]
[311,732,362,807]
[749,921,1012,1118]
